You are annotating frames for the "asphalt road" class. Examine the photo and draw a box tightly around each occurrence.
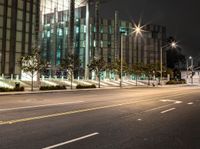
[0,86,200,149]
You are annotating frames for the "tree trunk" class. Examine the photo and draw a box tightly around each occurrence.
[37,71,41,89]
[148,76,150,86]
[136,75,138,86]
[31,71,34,91]
[71,72,73,90]
[98,72,100,88]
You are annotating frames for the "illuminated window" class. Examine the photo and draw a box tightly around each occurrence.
[47,31,50,38]
[58,28,62,36]
[83,25,86,33]
[76,27,79,33]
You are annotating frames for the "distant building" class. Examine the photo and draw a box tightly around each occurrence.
[40,4,167,78]
[0,0,167,79]
[0,0,40,76]
[181,70,200,84]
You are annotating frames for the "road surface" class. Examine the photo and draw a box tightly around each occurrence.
[0,86,200,149]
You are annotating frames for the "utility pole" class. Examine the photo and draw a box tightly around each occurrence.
[68,0,75,55]
[120,34,123,88]
[95,0,100,57]
[114,11,119,60]
[85,0,90,80]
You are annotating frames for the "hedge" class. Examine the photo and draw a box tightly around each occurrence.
[40,85,66,90]
[0,87,24,92]
[76,84,96,89]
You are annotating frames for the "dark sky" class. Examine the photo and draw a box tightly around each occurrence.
[99,0,200,57]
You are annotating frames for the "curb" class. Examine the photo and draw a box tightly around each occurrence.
[0,86,152,96]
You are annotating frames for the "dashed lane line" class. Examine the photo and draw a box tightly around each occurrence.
[187,102,194,105]
[144,103,175,113]
[161,108,176,114]
[42,132,99,149]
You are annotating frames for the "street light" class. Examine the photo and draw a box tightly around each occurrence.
[189,56,193,84]
[132,24,143,63]
[160,41,177,84]
[132,23,144,36]
[120,33,124,88]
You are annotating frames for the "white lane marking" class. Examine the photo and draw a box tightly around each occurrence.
[187,102,193,105]
[160,99,182,104]
[42,132,99,149]
[0,101,84,112]
[161,108,176,114]
[144,103,174,112]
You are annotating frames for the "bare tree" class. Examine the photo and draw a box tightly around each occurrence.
[20,48,44,91]
[88,57,106,88]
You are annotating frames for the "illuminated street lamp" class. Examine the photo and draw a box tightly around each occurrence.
[160,41,177,83]
[132,23,145,63]
[132,23,144,36]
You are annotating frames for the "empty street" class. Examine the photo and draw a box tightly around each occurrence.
[0,86,200,149]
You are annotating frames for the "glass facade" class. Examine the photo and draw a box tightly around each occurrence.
[0,0,167,78]
[0,0,40,76]
[40,6,166,78]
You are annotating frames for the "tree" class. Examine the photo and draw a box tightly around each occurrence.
[143,64,157,85]
[61,54,81,89]
[113,59,128,78]
[20,48,44,91]
[106,62,116,80]
[131,63,144,86]
[88,57,106,88]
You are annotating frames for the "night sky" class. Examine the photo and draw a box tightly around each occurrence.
[99,0,200,57]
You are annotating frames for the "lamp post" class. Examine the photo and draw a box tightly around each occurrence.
[120,34,123,88]
[189,56,193,84]
[119,24,143,88]
[160,42,177,84]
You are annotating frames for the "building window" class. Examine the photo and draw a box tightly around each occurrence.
[47,31,50,38]
[0,4,4,15]
[58,28,62,36]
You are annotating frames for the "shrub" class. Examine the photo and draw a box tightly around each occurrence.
[76,84,96,89]
[0,87,24,92]
[13,86,25,91]
[39,85,66,91]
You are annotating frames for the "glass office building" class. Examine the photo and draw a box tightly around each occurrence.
[0,0,40,76]
[40,5,167,78]
[0,0,166,79]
